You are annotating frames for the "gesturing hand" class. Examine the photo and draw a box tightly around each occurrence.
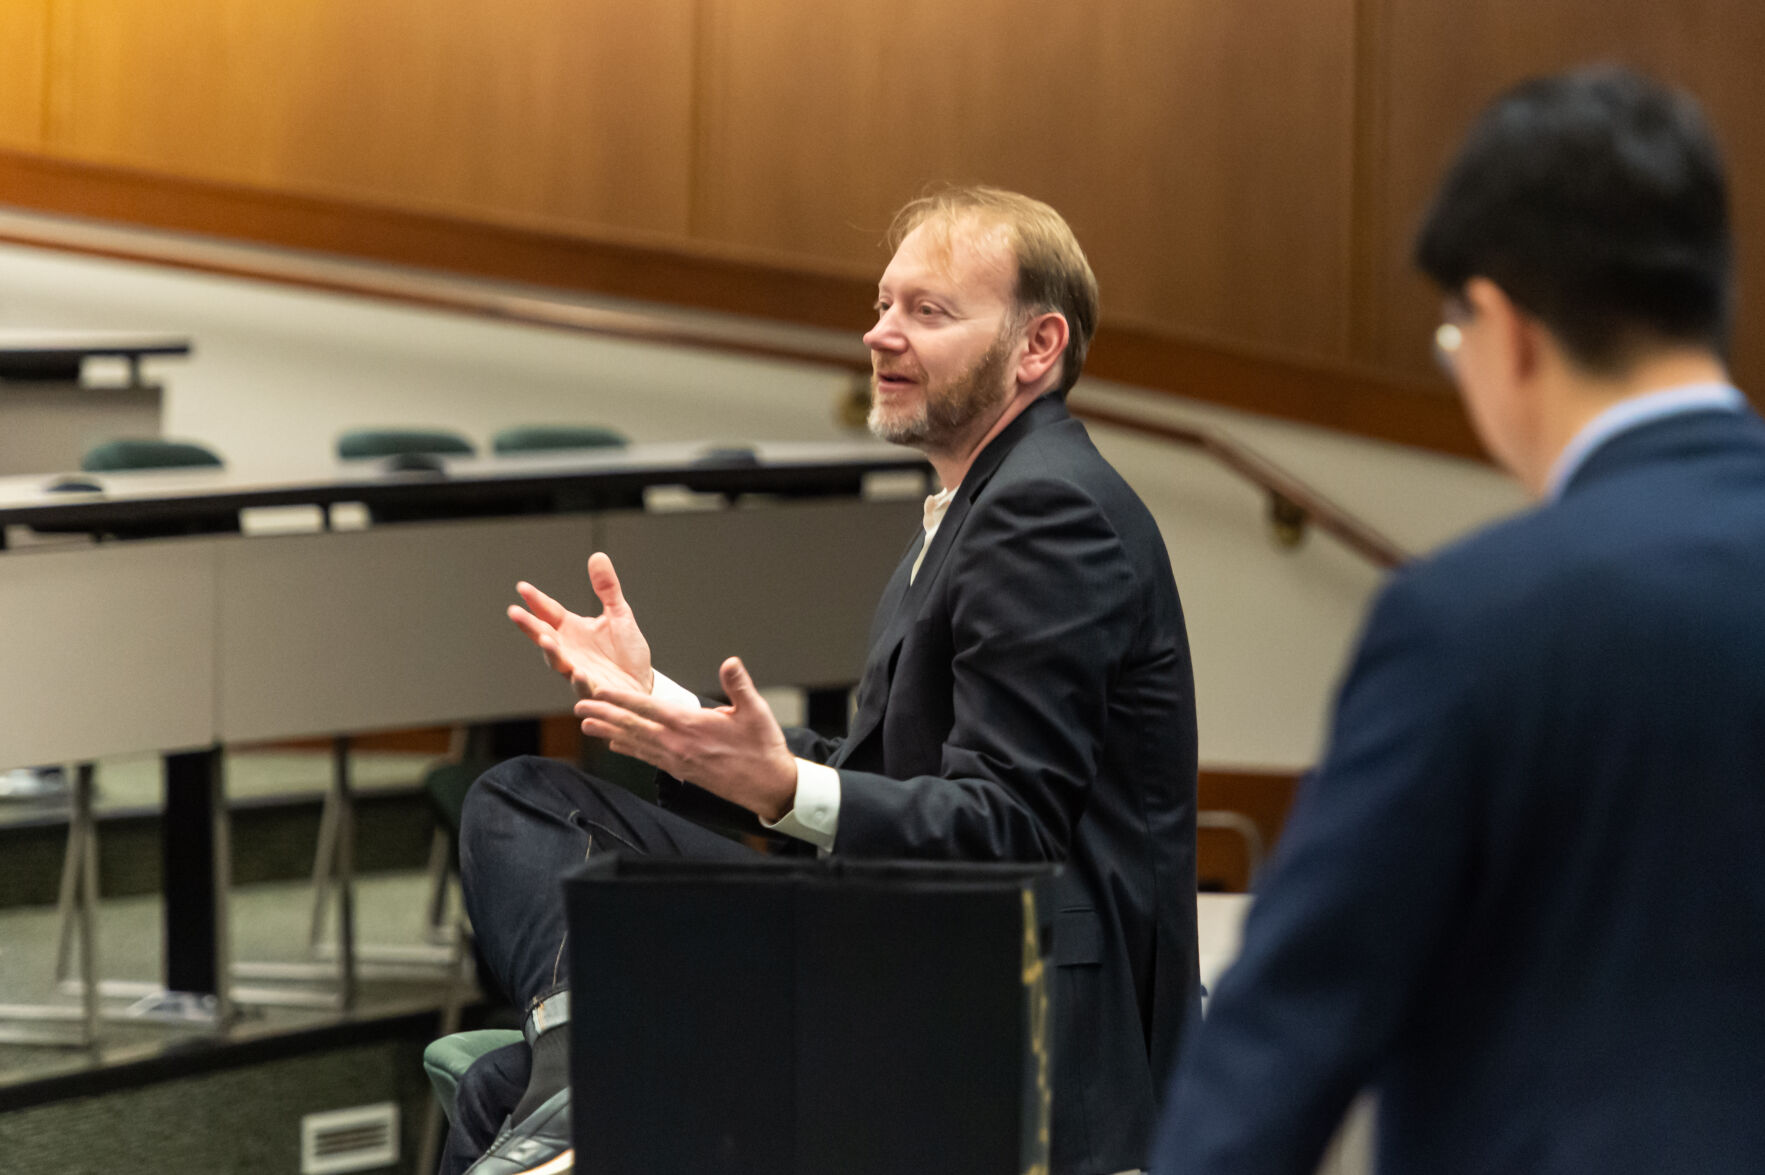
[507,552,653,699]
[574,656,799,822]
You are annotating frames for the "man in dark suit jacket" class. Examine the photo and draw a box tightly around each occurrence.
[452,187,1200,1175]
[1153,67,1765,1175]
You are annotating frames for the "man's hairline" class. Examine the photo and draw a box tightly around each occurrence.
[888,204,1080,396]
[885,213,1053,332]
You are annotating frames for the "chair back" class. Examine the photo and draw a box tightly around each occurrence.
[337,428,475,460]
[492,425,628,455]
[81,437,224,472]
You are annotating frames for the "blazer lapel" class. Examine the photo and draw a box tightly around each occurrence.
[833,395,1072,765]
[834,533,923,765]
[864,531,922,651]
[899,394,1070,599]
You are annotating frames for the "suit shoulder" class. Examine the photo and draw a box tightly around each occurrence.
[1388,470,1765,657]
[996,413,1111,475]
[967,423,1179,612]
[991,417,1160,525]
[1388,505,1588,630]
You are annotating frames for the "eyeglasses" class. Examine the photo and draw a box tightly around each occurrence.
[1433,297,1471,378]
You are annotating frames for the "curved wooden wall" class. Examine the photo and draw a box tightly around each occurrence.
[1,0,1761,454]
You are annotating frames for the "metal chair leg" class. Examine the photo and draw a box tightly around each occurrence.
[75,762,101,1044]
[52,769,90,983]
[45,756,237,1032]
[307,772,340,950]
[416,914,479,1175]
[333,735,358,1013]
[233,736,369,1010]
[423,827,454,944]
[239,734,462,1004]
[417,1096,447,1175]
[0,762,100,1047]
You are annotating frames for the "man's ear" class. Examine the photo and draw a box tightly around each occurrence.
[1465,277,1539,386]
[1017,312,1070,389]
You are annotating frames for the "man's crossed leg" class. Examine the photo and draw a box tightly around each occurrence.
[443,755,757,1175]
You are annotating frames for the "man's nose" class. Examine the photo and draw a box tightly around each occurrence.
[863,309,907,352]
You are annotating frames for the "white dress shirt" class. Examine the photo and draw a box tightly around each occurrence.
[648,484,960,853]
[1545,381,1745,500]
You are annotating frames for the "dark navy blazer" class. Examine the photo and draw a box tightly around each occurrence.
[1153,407,1765,1174]
[784,394,1203,1174]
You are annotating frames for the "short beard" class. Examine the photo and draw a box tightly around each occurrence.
[868,332,1014,454]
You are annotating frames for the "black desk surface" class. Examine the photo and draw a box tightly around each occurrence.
[0,330,193,381]
[0,439,932,532]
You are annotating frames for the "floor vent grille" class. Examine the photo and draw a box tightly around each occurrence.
[300,1102,400,1174]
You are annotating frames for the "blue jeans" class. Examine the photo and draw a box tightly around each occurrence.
[442,755,758,1171]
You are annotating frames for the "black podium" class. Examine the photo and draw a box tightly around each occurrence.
[564,856,1058,1175]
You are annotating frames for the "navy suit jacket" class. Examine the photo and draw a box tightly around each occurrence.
[1153,407,1765,1174]
[783,394,1202,1174]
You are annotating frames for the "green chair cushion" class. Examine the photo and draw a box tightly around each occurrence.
[492,425,628,454]
[423,759,492,841]
[81,438,224,472]
[337,428,476,459]
[424,1029,524,1124]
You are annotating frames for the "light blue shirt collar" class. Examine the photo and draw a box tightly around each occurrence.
[1545,381,1746,501]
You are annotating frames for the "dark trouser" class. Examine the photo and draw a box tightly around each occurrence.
[441,755,759,1173]
[438,1041,529,1175]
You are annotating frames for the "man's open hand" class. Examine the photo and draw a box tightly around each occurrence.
[574,656,799,822]
[507,552,652,699]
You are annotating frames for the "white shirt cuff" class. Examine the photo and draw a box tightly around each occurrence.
[760,759,841,852]
[647,668,704,713]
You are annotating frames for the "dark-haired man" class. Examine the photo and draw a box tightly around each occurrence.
[1152,67,1765,1175]
[451,187,1201,1175]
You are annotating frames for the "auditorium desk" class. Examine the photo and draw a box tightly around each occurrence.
[0,440,929,1012]
[0,330,188,476]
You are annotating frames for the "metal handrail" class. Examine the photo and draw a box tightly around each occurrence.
[1072,403,1410,569]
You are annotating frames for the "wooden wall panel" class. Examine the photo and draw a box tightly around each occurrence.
[1089,0,1358,359]
[14,1,1764,449]
[694,0,1359,359]
[41,0,697,239]
[694,0,1054,268]
[1362,0,1765,392]
[0,0,49,151]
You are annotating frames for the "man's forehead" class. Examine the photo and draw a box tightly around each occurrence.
[882,214,1016,299]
